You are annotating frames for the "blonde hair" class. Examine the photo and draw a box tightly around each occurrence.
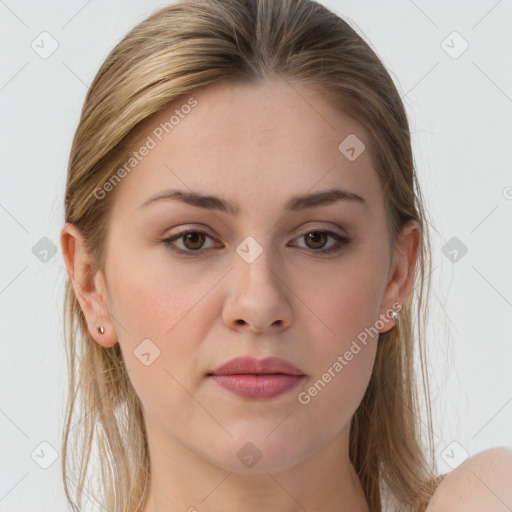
[61,0,442,510]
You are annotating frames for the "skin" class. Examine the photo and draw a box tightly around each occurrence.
[426,447,512,512]
[61,76,420,512]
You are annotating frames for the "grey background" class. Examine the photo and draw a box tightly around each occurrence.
[1,0,511,510]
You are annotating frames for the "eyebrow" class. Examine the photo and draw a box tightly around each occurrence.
[139,187,367,214]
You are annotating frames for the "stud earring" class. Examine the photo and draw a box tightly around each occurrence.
[97,326,105,334]
[390,311,399,320]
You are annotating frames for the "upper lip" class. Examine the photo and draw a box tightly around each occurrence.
[208,356,304,376]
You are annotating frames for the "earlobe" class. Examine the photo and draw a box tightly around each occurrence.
[60,223,118,347]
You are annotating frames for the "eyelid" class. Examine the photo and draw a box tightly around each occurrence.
[163,222,348,240]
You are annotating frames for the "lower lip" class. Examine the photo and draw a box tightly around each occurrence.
[209,374,304,399]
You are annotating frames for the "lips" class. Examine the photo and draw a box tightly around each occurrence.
[207,356,305,399]
[208,356,304,376]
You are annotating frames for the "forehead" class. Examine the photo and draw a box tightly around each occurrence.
[110,77,384,219]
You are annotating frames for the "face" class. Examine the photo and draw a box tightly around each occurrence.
[64,76,416,474]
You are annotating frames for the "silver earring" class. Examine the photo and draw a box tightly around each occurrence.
[390,311,399,320]
[98,326,105,334]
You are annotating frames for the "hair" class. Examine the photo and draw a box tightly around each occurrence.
[61,0,443,510]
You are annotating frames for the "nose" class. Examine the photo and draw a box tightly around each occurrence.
[222,244,293,334]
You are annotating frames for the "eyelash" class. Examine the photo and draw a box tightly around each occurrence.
[161,228,351,257]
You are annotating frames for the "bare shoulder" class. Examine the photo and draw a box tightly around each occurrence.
[426,446,512,511]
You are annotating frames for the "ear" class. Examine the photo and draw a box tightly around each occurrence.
[60,223,118,347]
[378,220,420,334]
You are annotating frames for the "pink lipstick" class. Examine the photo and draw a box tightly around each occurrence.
[208,356,305,399]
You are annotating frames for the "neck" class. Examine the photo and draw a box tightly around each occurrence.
[142,420,370,512]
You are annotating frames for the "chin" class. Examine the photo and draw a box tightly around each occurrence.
[202,435,313,474]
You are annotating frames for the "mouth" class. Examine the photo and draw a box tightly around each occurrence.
[207,356,305,399]
[207,373,305,399]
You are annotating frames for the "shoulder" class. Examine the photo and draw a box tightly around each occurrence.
[426,446,512,511]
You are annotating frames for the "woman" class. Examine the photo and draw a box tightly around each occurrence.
[59,0,512,510]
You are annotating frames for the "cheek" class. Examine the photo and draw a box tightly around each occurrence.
[107,268,209,426]
[295,341,376,449]
[104,248,218,397]
[105,241,205,339]
[296,286,379,437]
[294,266,382,415]
[306,262,384,347]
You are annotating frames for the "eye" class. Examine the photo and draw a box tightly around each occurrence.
[161,229,351,257]
[162,229,218,256]
[290,230,351,255]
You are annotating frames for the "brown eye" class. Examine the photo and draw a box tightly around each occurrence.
[303,231,328,250]
[162,229,217,256]
[291,230,351,255]
[181,231,206,250]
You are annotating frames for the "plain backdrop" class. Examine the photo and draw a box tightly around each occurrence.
[1,0,511,510]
